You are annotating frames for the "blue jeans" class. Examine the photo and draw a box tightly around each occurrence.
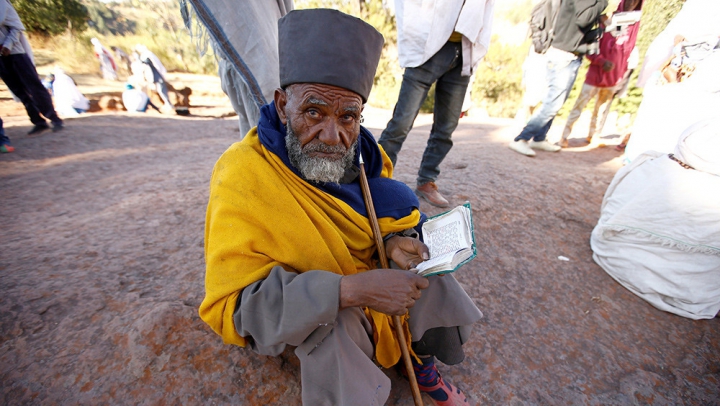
[378,41,470,185]
[515,53,582,142]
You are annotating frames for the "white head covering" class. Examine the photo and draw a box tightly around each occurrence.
[134,44,167,79]
[90,37,103,51]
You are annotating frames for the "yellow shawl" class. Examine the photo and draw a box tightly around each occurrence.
[200,128,421,368]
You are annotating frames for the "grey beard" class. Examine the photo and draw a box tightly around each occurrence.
[285,123,357,184]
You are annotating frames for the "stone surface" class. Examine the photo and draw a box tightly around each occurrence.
[0,99,718,405]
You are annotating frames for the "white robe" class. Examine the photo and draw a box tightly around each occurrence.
[52,71,89,116]
[394,0,495,76]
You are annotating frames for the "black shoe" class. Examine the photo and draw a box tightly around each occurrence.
[52,122,64,132]
[28,124,50,135]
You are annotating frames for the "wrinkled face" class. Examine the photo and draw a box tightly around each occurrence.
[275,83,364,183]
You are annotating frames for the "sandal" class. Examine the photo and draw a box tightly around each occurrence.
[615,143,626,151]
[417,375,471,406]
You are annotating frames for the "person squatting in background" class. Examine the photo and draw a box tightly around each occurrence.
[122,83,160,113]
[42,67,90,117]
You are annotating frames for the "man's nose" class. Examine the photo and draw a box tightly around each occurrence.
[317,119,343,146]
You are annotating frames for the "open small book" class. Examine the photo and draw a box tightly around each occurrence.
[415,203,476,277]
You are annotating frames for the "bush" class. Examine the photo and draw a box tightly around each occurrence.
[84,0,136,35]
[470,38,527,118]
[28,31,96,74]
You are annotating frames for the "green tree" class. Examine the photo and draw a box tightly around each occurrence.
[83,0,136,35]
[12,0,88,36]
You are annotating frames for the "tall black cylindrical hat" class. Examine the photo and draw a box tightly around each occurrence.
[278,9,384,103]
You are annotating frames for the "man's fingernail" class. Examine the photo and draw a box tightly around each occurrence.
[422,253,429,260]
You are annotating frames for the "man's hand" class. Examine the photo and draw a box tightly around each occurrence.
[340,269,430,316]
[602,60,615,72]
[0,47,11,57]
[385,235,430,271]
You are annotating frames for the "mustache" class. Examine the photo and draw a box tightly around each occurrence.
[301,140,348,155]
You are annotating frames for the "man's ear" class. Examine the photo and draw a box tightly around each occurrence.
[274,88,288,125]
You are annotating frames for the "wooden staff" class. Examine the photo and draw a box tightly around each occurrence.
[357,152,423,406]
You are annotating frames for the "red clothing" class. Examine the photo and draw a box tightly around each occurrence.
[585,0,643,88]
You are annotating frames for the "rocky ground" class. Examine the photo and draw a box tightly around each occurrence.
[0,74,718,405]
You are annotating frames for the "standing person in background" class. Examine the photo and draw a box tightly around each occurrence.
[91,38,118,81]
[378,0,495,208]
[134,44,168,81]
[509,0,609,157]
[135,44,173,110]
[0,0,64,134]
[111,45,133,76]
[516,47,548,124]
[560,0,643,148]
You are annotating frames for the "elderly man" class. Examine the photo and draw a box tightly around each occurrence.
[200,9,483,406]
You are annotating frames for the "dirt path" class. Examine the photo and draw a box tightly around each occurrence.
[1,78,718,405]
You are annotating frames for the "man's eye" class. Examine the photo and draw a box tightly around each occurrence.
[342,114,357,122]
[306,109,320,118]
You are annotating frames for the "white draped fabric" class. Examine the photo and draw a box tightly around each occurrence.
[52,69,90,116]
[182,0,293,136]
[591,118,720,320]
[624,47,720,163]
